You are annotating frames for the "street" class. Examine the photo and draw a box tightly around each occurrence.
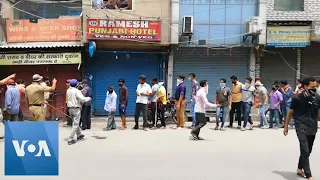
[0,121,319,180]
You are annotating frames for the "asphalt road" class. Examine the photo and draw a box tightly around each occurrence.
[0,121,319,180]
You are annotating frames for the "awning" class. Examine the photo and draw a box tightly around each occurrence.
[0,41,84,48]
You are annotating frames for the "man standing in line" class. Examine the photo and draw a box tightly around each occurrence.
[0,74,16,139]
[279,80,293,127]
[103,86,117,131]
[188,73,200,129]
[175,75,187,129]
[150,77,159,128]
[25,74,57,121]
[316,79,320,95]
[269,84,283,129]
[5,79,20,121]
[284,77,319,180]
[133,75,152,131]
[191,80,220,140]
[16,79,25,121]
[157,80,167,128]
[254,81,268,128]
[240,77,255,131]
[66,79,91,145]
[80,79,92,130]
[118,78,128,130]
[229,75,243,128]
[215,78,232,131]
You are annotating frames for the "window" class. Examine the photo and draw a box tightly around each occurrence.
[274,0,304,11]
[92,0,133,10]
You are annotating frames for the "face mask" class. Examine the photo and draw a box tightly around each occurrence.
[188,77,191,81]
[119,83,122,86]
[272,87,276,91]
[204,85,209,95]
[108,90,113,93]
[158,82,164,87]
[66,83,70,86]
[176,79,182,86]
[232,81,237,84]
[245,82,250,87]
[220,83,226,88]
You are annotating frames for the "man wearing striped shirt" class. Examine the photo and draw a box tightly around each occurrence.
[190,80,221,140]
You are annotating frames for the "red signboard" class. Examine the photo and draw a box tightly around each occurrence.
[6,19,81,43]
[87,19,161,42]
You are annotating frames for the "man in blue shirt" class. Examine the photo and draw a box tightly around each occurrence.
[175,75,186,129]
[5,79,20,121]
[279,80,294,127]
[80,79,92,130]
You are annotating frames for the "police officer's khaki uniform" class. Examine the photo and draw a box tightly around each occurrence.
[25,83,52,121]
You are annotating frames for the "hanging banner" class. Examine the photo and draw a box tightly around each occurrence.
[266,26,311,47]
[0,52,81,65]
[88,41,96,57]
[87,19,161,42]
[6,19,81,43]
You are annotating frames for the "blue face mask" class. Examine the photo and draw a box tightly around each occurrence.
[220,83,226,88]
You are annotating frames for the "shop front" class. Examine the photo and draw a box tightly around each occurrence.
[173,47,250,102]
[85,19,168,116]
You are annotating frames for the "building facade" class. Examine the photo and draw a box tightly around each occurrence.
[82,0,171,115]
[258,0,320,89]
[169,0,258,103]
[0,0,83,119]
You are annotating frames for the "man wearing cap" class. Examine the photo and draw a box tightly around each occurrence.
[80,79,92,130]
[0,73,17,139]
[67,79,91,145]
[254,81,268,128]
[25,74,57,121]
[5,79,20,121]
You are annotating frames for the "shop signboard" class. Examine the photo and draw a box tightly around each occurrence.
[87,19,161,42]
[266,26,311,47]
[6,19,81,43]
[0,52,81,65]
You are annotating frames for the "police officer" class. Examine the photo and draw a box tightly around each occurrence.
[80,79,92,130]
[67,79,91,145]
[25,74,57,121]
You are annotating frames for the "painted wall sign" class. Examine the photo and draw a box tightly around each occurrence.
[0,52,81,65]
[266,26,311,47]
[87,19,161,41]
[6,19,81,43]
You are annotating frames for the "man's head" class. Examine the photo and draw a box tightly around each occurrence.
[118,78,125,87]
[70,79,78,87]
[43,76,50,86]
[272,83,279,91]
[245,77,252,84]
[177,75,185,82]
[82,79,88,87]
[230,75,237,84]
[151,77,157,85]
[200,80,208,87]
[7,79,15,86]
[254,81,263,89]
[108,86,114,93]
[32,74,43,83]
[139,75,146,84]
[219,78,226,88]
[188,73,195,81]
[302,77,317,91]
[16,79,24,85]
[158,79,164,87]
[280,80,288,87]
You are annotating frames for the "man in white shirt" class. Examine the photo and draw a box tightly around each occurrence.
[150,77,159,128]
[66,79,91,145]
[240,77,255,131]
[133,75,152,131]
[191,80,221,140]
[103,86,117,131]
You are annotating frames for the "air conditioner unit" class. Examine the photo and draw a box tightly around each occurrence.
[182,16,193,35]
[246,16,262,34]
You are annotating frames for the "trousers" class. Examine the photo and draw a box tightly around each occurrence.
[29,106,45,121]
[151,102,157,126]
[216,106,229,128]
[297,132,316,179]
[134,103,148,128]
[176,99,186,127]
[106,111,116,129]
[80,105,91,129]
[229,101,242,126]
[69,108,82,139]
[191,113,207,136]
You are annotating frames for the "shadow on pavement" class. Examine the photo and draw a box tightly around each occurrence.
[272,171,300,180]
[92,135,107,140]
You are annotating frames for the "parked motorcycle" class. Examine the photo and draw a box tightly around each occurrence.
[147,97,177,126]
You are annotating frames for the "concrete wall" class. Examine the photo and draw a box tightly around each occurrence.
[82,0,171,45]
[267,0,320,21]
[0,0,15,42]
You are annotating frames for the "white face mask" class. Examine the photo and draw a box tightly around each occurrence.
[188,77,191,81]
[176,79,182,86]
[158,82,164,87]
[203,85,209,95]
[245,82,250,88]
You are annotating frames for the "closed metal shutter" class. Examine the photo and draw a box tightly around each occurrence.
[301,47,320,79]
[89,52,161,116]
[173,47,250,102]
[260,48,297,90]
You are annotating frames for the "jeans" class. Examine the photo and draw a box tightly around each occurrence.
[191,100,196,126]
[191,113,206,136]
[297,132,316,179]
[229,102,242,127]
[157,103,166,127]
[134,103,148,128]
[269,109,280,128]
[216,107,229,128]
[259,104,268,127]
[281,105,294,126]
[241,102,253,128]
